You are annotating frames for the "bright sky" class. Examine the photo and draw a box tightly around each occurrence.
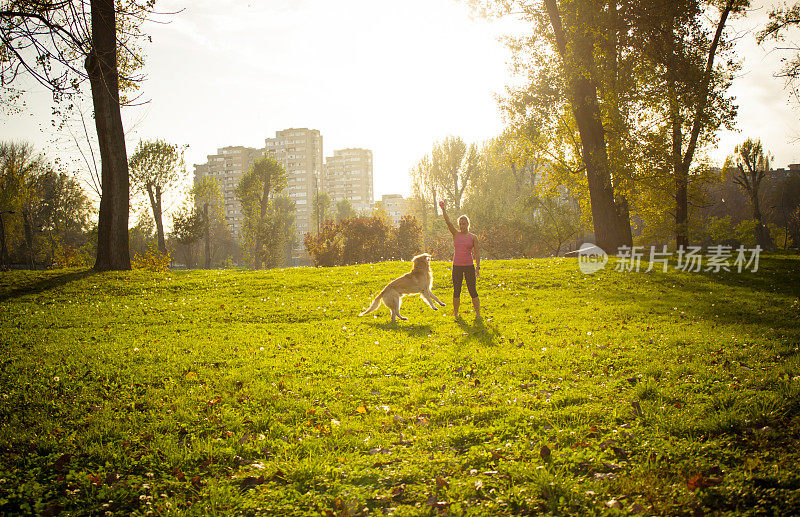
[1,0,797,209]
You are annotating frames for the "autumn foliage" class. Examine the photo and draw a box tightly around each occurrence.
[304,215,423,266]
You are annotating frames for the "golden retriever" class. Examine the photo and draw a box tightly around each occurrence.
[359,253,445,322]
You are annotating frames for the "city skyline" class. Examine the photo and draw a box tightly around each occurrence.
[193,128,376,243]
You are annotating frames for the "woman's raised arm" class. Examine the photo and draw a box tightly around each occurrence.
[439,201,458,237]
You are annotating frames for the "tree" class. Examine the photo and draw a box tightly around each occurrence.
[1,1,161,271]
[540,0,633,252]
[724,138,774,249]
[312,190,332,233]
[32,166,94,266]
[235,155,289,268]
[395,215,423,260]
[129,139,186,254]
[476,0,745,252]
[335,198,356,223]
[304,219,342,267]
[638,0,745,248]
[758,2,800,107]
[0,142,43,267]
[191,174,230,268]
[409,154,438,249]
[430,136,479,211]
[171,204,203,268]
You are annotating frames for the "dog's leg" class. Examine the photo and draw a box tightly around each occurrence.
[385,292,406,322]
[421,291,439,310]
[429,290,446,307]
[396,295,408,320]
[390,293,407,321]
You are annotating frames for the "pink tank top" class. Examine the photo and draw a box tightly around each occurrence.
[453,233,474,266]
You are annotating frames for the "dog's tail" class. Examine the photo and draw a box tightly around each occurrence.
[359,289,386,316]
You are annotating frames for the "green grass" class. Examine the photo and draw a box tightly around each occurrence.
[1,255,799,516]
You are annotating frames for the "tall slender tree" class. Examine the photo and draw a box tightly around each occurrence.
[724,138,774,249]
[235,155,288,268]
[129,139,186,254]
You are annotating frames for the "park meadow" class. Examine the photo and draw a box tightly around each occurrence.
[1,254,799,516]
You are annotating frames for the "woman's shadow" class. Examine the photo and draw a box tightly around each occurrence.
[456,316,500,346]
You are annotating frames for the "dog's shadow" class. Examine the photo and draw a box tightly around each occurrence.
[363,320,433,336]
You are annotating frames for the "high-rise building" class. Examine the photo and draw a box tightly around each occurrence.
[265,128,323,238]
[193,145,265,238]
[379,194,407,224]
[322,148,373,213]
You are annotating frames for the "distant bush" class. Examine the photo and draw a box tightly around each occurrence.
[304,221,342,267]
[50,241,92,269]
[131,244,171,272]
[304,215,424,267]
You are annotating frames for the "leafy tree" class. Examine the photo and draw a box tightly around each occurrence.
[171,205,203,268]
[395,215,423,260]
[312,190,332,233]
[304,220,342,267]
[724,138,775,249]
[0,142,43,267]
[409,155,438,249]
[129,210,156,260]
[262,195,296,268]
[1,1,161,270]
[430,136,479,211]
[341,216,393,265]
[235,156,290,268]
[32,167,94,266]
[335,198,356,223]
[191,174,231,268]
[474,0,745,252]
[635,0,745,248]
[129,139,186,254]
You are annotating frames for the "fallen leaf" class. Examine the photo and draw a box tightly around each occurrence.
[238,476,265,490]
[540,445,551,461]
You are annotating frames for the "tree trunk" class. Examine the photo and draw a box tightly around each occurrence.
[751,193,772,249]
[155,186,165,253]
[543,0,631,253]
[87,0,130,271]
[146,184,166,254]
[669,76,689,249]
[204,202,211,268]
[0,212,8,270]
[22,207,34,268]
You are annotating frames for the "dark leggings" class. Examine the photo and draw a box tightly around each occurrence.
[452,265,478,298]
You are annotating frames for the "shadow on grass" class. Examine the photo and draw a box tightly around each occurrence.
[591,254,800,345]
[0,269,96,303]
[363,320,433,336]
[456,317,501,346]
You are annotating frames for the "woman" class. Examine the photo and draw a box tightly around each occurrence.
[439,201,480,319]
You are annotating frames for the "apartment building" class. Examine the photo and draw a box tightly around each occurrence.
[322,148,373,213]
[193,145,265,237]
[194,130,374,261]
[380,194,408,224]
[265,128,323,238]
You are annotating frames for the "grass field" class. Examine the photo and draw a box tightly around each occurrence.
[1,255,799,516]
